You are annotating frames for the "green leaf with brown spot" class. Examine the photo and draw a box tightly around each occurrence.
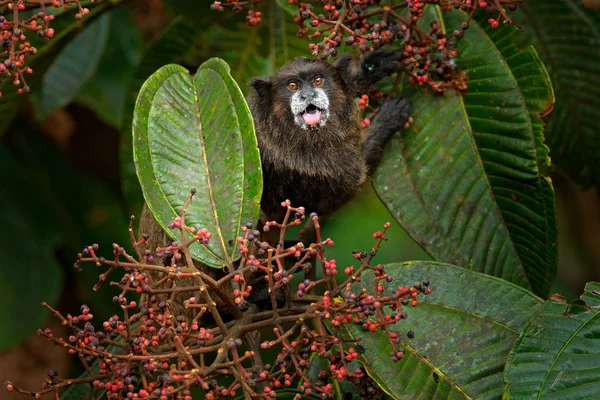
[344,261,543,400]
[503,282,600,399]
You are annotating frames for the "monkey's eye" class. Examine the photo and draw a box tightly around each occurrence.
[313,77,323,86]
[287,82,299,91]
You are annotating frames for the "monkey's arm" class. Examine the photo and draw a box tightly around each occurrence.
[361,96,412,176]
[333,49,402,97]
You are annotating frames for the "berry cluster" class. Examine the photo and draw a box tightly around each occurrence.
[209,1,263,24]
[5,189,430,399]
[0,0,98,97]
[210,0,524,94]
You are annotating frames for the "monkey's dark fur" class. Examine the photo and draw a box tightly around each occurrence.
[250,50,411,221]
[139,50,411,320]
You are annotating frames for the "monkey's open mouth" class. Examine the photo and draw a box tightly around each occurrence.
[300,104,323,126]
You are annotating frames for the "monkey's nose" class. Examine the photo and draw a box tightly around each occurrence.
[299,91,315,101]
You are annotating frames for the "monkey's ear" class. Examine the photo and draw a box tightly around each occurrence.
[332,53,362,95]
[332,53,353,75]
[249,77,272,98]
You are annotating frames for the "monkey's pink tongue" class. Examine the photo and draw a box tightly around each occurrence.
[302,111,321,125]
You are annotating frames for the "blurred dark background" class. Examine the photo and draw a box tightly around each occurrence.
[0,0,599,396]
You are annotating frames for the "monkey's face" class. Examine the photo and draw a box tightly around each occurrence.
[250,58,352,136]
[284,75,330,130]
[272,59,346,131]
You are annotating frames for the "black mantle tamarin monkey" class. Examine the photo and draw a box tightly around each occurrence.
[139,50,411,318]
[249,50,411,221]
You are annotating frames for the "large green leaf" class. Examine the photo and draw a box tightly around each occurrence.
[0,0,122,135]
[510,0,600,190]
[503,282,600,399]
[119,17,199,217]
[32,12,110,121]
[374,7,557,297]
[132,59,262,268]
[344,261,543,400]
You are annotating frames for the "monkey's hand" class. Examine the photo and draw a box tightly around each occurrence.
[334,49,402,96]
[362,96,412,175]
[374,95,412,133]
[361,49,403,86]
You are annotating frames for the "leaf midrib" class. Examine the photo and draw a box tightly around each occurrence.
[222,69,247,262]
[357,326,472,400]
[431,6,530,289]
[411,302,521,334]
[386,96,473,268]
[141,70,222,263]
[537,308,600,398]
[351,297,526,399]
[456,11,554,292]
[192,72,229,267]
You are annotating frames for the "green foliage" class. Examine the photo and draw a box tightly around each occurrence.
[0,132,127,350]
[132,59,262,268]
[344,262,544,399]
[510,0,600,190]
[504,282,600,399]
[2,1,600,399]
[205,1,307,93]
[324,185,431,266]
[0,146,62,351]
[374,7,557,298]
[0,0,122,136]
[163,0,207,18]
[77,6,143,127]
[32,13,110,121]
